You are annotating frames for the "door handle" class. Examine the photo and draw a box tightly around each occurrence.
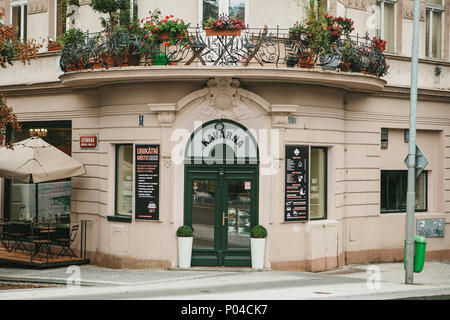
[222,212,233,226]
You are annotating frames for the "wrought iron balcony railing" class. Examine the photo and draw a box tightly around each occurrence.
[59,27,388,78]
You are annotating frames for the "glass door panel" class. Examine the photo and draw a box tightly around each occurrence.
[226,180,251,249]
[192,179,216,249]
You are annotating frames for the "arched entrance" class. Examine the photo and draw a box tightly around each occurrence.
[184,119,259,266]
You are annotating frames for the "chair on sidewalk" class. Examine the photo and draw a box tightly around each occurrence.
[53,224,79,258]
[28,223,55,260]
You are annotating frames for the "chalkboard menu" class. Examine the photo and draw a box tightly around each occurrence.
[135,144,159,220]
[285,145,309,221]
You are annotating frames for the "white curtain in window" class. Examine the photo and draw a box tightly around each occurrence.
[432,11,442,58]
[384,2,395,52]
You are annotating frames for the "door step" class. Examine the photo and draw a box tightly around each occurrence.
[169,266,270,272]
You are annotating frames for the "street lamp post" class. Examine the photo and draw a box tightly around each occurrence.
[405,0,421,285]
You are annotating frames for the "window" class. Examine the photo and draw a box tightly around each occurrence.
[10,0,27,41]
[55,0,66,38]
[200,0,247,25]
[380,170,427,213]
[376,0,396,53]
[5,121,72,221]
[425,0,444,59]
[310,147,327,219]
[115,144,133,216]
[381,128,388,149]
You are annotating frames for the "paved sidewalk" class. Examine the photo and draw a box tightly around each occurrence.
[0,261,448,299]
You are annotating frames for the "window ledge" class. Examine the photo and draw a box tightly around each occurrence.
[107,215,132,223]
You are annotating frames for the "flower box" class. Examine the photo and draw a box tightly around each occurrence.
[204,27,241,37]
[47,41,62,52]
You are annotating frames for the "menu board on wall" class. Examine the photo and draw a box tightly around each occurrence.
[135,145,159,220]
[285,145,309,221]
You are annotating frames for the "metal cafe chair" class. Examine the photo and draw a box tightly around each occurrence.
[53,224,79,258]
[5,222,30,253]
[28,222,55,260]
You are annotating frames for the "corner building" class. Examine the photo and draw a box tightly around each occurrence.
[0,0,449,270]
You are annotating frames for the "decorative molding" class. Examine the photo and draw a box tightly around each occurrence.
[196,77,263,120]
[79,0,91,5]
[402,0,426,22]
[338,0,374,11]
[27,0,49,15]
[271,113,289,128]
[157,111,176,127]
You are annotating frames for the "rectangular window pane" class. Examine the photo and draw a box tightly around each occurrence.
[432,11,442,58]
[23,5,27,41]
[57,0,66,37]
[12,6,21,39]
[229,0,245,21]
[426,10,430,56]
[203,0,219,21]
[116,145,133,216]
[380,171,427,213]
[376,2,381,38]
[384,2,395,52]
[310,147,327,219]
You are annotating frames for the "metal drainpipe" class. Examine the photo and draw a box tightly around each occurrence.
[405,0,421,285]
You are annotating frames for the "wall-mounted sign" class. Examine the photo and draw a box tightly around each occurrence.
[285,145,309,221]
[80,134,99,150]
[416,218,444,237]
[135,144,159,220]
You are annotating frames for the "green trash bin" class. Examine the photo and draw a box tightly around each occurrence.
[404,235,427,273]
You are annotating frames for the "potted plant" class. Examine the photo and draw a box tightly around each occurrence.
[364,37,389,77]
[288,22,310,43]
[203,14,246,36]
[286,54,298,67]
[320,14,345,71]
[177,225,193,268]
[250,224,267,269]
[58,28,87,71]
[339,39,362,72]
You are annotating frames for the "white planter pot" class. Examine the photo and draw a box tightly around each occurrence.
[178,236,193,268]
[251,238,266,269]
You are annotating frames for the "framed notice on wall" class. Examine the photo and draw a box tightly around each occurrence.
[135,144,160,220]
[285,145,309,221]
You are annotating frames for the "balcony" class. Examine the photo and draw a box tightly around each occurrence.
[58,27,387,92]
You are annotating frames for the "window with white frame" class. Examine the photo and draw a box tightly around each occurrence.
[376,0,396,53]
[10,0,27,41]
[199,0,248,25]
[425,0,444,59]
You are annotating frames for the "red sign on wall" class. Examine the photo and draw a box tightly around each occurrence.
[80,135,98,150]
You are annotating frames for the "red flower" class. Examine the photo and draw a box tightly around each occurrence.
[163,41,169,46]
[185,45,190,49]
[165,16,169,19]
[154,27,158,31]
[144,34,148,38]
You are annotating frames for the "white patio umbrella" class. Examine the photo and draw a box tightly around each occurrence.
[0,136,86,220]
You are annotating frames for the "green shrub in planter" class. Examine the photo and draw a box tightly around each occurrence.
[177,225,193,237]
[250,225,267,238]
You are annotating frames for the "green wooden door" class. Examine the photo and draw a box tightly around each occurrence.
[185,166,258,266]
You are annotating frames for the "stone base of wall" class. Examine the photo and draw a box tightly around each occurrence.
[82,250,172,269]
[271,249,450,272]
